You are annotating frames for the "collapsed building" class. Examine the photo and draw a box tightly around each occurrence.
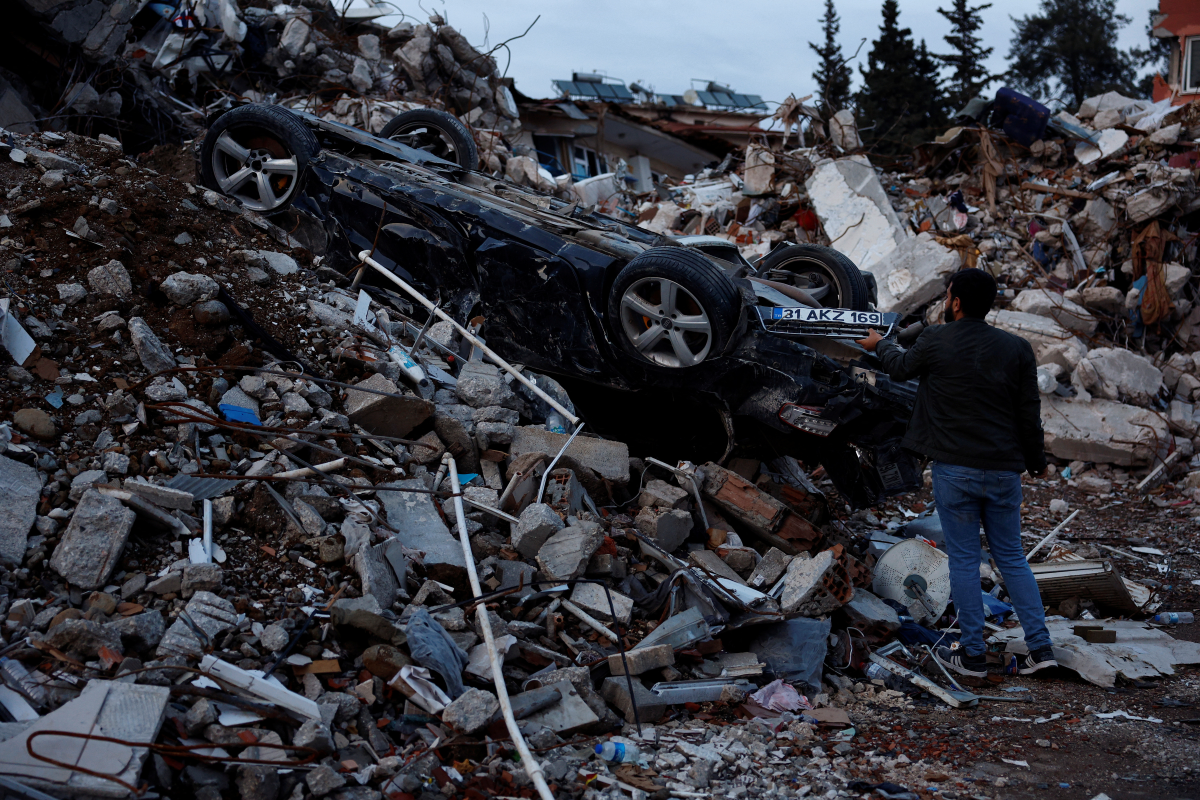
[0,2,1199,799]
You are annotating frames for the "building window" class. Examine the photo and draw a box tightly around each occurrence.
[572,145,606,180]
[1186,36,1200,93]
[531,135,566,176]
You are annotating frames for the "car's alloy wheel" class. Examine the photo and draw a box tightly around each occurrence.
[209,129,300,212]
[618,277,714,368]
[783,258,844,305]
[379,109,479,169]
[389,123,461,160]
[756,244,872,311]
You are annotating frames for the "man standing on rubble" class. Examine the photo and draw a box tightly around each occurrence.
[856,268,1058,678]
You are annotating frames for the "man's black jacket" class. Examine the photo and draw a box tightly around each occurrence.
[875,317,1047,474]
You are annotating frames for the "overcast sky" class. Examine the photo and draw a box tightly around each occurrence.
[367,0,1160,107]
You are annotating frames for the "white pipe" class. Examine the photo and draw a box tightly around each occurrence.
[462,496,520,525]
[274,457,347,480]
[534,421,587,505]
[560,599,619,642]
[444,454,555,800]
[1025,509,1079,562]
[357,250,579,426]
[202,499,213,563]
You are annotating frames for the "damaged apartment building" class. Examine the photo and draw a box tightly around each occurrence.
[511,73,779,194]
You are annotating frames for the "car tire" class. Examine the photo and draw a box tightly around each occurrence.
[755,244,872,311]
[608,247,740,369]
[199,104,317,213]
[379,109,479,169]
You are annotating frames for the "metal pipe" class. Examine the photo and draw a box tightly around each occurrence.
[535,421,587,505]
[444,455,555,800]
[357,250,579,425]
[560,599,619,643]
[202,499,213,563]
[1025,509,1079,561]
[273,457,348,480]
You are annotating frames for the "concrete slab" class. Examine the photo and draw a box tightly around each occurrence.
[379,479,466,583]
[0,454,40,565]
[510,427,629,484]
[1041,396,1169,466]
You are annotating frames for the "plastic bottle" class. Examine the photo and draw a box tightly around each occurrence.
[595,741,639,763]
[546,411,567,434]
[1152,611,1194,625]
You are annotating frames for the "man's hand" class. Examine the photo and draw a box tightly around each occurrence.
[1030,466,1047,478]
[856,328,884,352]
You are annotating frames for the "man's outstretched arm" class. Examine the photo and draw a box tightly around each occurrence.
[858,328,932,382]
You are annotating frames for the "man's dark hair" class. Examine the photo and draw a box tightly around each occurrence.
[947,268,997,319]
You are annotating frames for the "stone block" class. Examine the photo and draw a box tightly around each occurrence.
[345,373,432,438]
[837,587,900,639]
[608,644,674,676]
[634,507,692,552]
[601,676,666,723]
[43,618,122,657]
[511,503,563,558]
[1011,288,1098,335]
[510,427,629,484]
[156,591,238,659]
[161,272,218,305]
[441,688,498,734]
[1073,347,1163,406]
[688,548,746,585]
[638,479,689,509]
[106,610,166,652]
[536,523,603,580]
[127,317,176,374]
[50,489,135,590]
[331,595,402,644]
[1081,286,1124,314]
[181,564,223,598]
[746,547,793,590]
[87,259,132,298]
[1041,396,1168,467]
[569,583,632,625]
[122,481,194,510]
[379,479,466,583]
[0,454,39,566]
[779,549,853,615]
[805,158,906,274]
[875,232,962,316]
[986,309,1088,367]
[351,538,403,609]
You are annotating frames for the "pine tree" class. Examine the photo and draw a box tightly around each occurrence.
[809,0,852,116]
[1007,0,1137,108]
[937,0,995,112]
[856,0,948,156]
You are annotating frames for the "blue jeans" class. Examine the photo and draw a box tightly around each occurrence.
[931,462,1052,657]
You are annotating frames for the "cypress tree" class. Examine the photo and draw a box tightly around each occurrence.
[937,0,996,112]
[809,0,853,115]
[856,0,948,156]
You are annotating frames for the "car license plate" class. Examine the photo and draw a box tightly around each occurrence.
[771,307,884,326]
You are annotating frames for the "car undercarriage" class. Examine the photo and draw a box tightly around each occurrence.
[199,103,924,506]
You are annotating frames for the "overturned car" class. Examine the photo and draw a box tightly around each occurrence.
[198,103,922,506]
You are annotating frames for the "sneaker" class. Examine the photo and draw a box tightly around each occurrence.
[1019,647,1059,674]
[934,646,987,678]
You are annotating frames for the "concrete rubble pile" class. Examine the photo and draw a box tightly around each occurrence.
[0,121,1198,800]
[615,91,1200,486]
[6,0,520,154]
[1,30,1200,795]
